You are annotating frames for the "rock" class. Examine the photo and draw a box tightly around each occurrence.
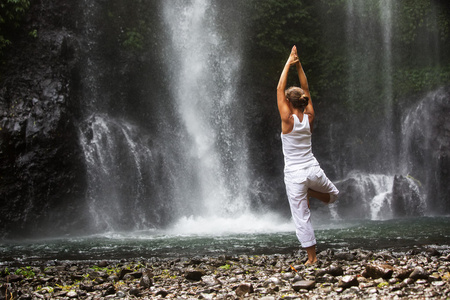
[409,267,428,280]
[292,280,315,291]
[129,287,141,297]
[103,285,116,296]
[396,268,413,280]
[118,268,134,280]
[315,268,328,277]
[266,277,282,286]
[335,252,355,261]
[328,265,344,276]
[122,274,133,281]
[202,275,219,286]
[116,290,126,298]
[442,272,450,281]
[392,175,425,217]
[80,282,94,292]
[425,248,440,256]
[139,274,152,288]
[338,275,359,289]
[235,283,254,297]
[66,290,77,298]
[6,274,23,282]
[107,274,119,282]
[98,261,108,268]
[155,290,168,297]
[129,271,142,278]
[363,264,394,279]
[185,268,205,281]
[428,272,441,282]
[376,251,395,260]
[431,281,446,287]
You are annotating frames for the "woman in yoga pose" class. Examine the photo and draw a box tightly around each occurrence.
[277,46,339,265]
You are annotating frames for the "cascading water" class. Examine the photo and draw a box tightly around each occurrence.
[324,0,446,221]
[79,115,155,231]
[344,0,396,170]
[162,0,250,220]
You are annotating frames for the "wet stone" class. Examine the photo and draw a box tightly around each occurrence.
[185,268,206,281]
[363,264,394,279]
[338,275,359,289]
[292,280,315,291]
[409,266,428,280]
[235,282,254,296]
[66,290,77,298]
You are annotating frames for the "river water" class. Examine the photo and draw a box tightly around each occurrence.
[1,217,449,263]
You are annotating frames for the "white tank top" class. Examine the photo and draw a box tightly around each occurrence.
[281,114,318,173]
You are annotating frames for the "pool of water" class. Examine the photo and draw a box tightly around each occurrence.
[1,217,449,263]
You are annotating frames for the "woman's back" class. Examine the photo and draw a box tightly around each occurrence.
[281,114,318,172]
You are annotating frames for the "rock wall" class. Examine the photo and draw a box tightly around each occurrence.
[0,1,87,238]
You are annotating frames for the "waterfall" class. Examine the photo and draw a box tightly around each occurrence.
[344,0,396,171]
[79,115,154,231]
[76,0,259,234]
[162,0,250,218]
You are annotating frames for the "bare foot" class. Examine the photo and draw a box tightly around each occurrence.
[304,259,317,266]
[307,188,332,205]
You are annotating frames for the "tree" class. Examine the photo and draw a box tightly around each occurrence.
[0,0,30,55]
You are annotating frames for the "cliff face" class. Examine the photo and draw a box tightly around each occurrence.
[0,1,87,238]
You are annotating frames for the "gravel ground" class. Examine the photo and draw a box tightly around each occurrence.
[1,246,450,299]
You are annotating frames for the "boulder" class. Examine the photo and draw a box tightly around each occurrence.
[392,175,424,217]
[363,264,394,279]
[185,268,205,281]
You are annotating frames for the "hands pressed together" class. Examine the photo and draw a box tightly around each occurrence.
[288,45,299,66]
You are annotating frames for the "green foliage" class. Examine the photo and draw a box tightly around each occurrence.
[28,28,37,38]
[122,28,144,50]
[0,0,30,54]
[103,1,156,54]
[14,266,35,278]
[245,0,449,115]
[92,264,121,275]
[394,66,450,97]
[219,264,231,270]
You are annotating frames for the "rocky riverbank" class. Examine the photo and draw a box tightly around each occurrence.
[1,246,450,299]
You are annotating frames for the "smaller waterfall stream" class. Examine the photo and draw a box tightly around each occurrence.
[79,115,156,231]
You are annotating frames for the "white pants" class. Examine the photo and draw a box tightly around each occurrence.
[284,165,339,248]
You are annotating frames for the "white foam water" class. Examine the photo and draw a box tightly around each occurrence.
[162,0,249,218]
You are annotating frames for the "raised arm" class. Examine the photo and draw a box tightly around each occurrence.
[277,46,298,132]
[295,55,315,129]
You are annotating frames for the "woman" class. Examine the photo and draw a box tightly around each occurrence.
[277,46,339,265]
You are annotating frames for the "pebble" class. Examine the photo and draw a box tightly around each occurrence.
[1,247,449,299]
